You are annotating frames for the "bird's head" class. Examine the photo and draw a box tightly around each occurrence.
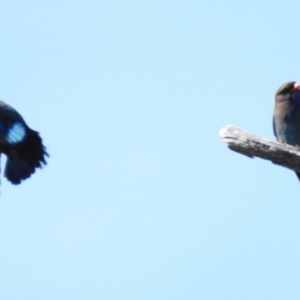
[275,81,300,103]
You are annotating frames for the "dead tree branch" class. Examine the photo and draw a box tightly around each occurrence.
[219,125,300,173]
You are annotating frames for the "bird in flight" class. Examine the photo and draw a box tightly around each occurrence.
[273,81,300,181]
[0,100,48,185]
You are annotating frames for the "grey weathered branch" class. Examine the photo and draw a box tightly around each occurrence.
[219,125,300,173]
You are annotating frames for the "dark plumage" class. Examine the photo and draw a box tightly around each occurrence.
[273,81,300,181]
[0,100,48,185]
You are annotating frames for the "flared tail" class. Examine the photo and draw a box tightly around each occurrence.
[4,128,48,184]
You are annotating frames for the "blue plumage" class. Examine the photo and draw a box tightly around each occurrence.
[6,122,26,144]
[273,81,300,181]
[0,100,48,185]
[0,121,26,144]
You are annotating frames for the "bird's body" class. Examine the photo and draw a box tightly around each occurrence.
[273,81,300,180]
[0,100,48,185]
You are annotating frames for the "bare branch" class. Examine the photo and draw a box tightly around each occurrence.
[219,125,300,173]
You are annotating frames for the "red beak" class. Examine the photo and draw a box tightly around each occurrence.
[293,83,300,91]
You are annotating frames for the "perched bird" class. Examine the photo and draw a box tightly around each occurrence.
[0,100,48,185]
[273,81,300,181]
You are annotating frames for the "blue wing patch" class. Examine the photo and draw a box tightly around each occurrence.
[6,122,26,144]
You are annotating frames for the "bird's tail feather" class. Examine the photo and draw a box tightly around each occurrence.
[4,129,48,184]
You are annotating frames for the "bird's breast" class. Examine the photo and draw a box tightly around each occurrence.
[276,102,300,145]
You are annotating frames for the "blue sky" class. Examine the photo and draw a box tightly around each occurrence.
[0,0,299,299]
